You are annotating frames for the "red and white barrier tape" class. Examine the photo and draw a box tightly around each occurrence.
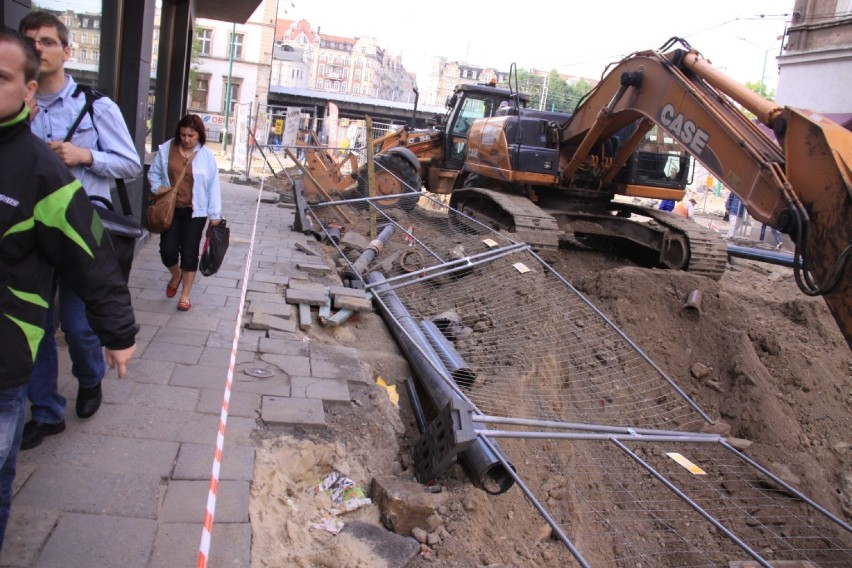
[197,180,265,568]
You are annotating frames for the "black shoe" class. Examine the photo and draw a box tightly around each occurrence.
[76,384,103,419]
[20,420,66,450]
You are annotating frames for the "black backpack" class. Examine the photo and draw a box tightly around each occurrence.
[66,85,142,282]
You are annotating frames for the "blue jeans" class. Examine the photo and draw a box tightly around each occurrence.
[760,223,783,245]
[0,384,27,551]
[28,280,105,424]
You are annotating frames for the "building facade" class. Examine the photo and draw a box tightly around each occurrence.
[271,19,416,104]
[189,0,277,142]
[776,0,852,112]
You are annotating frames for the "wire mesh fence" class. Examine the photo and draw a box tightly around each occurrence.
[300,169,852,566]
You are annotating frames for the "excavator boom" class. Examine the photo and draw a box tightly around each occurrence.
[466,39,851,346]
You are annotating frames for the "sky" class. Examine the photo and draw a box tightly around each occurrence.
[282,0,793,92]
[37,0,793,92]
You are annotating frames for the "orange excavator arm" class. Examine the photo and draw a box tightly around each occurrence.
[559,38,851,347]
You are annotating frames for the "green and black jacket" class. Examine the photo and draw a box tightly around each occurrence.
[0,106,137,390]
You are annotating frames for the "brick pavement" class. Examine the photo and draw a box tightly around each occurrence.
[0,179,367,567]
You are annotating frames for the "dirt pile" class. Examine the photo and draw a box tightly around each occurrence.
[249,206,851,566]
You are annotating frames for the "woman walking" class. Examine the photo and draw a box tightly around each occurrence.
[148,114,222,311]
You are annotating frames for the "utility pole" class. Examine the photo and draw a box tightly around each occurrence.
[222,22,236,153]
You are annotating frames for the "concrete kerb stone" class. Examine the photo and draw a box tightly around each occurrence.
[261,396,326,426]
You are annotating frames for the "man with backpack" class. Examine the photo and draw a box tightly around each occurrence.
[18,12,142,449]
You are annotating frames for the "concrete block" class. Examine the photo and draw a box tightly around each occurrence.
[161,480,249,523]
[333,521,421,568]
[149,522,251,568]
[246,290,287,304]
[371,475,449,536]
[333,294,373,312]
[287,278,320,290]
[248,300,295,319]
[249,272,289,285]
[328,285,369,299]
[248,312,297,333]
[127,383,200,412]
[246,280,280,294]
[296,261,335,275]
[196,387,261,418]
[340,230,371,250]
[0,506,59,567]
[299,303,313,330]
[260,352,311,376]
[261,395,326,426]
[172,442,255,481]
[142,341,204,365]
[13,466,161,518]
[258,336,309,356]
[290,376,350,402]
[285,286,330,306]
[34,514,157,568]
[295,241,320,255]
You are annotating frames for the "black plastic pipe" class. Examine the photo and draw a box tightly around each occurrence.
[419,319,477,388]
[366,271,514,494]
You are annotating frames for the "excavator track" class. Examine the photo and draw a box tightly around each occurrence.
[450,188,561,262]
[617,203,729,280]
[451,189,728,278]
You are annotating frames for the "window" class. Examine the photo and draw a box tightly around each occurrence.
[318,64,325,75]
[342,68,348,79]
[223,80,241,114]
[70,31,77,43]
[82,18,89,27]
[197,28,212,56]
[93,35,99,46]
[324,79,331,89]
[316,79,323,88]
[354,69,361,80]
[230,32,244,60]
[81,48,88,61]
[94,19,99,29]
[92,50,99,63]
[191,74,209,109]
[81,33,88,44]
[320,53,327,62]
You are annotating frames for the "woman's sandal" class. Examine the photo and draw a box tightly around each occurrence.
[166,274,181,298]
[177,300,191,312]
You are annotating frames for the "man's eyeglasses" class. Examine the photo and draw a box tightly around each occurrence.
[25,37,66,49]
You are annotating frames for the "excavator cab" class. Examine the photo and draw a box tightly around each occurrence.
[443,83,530,171]
[616,125,692,197]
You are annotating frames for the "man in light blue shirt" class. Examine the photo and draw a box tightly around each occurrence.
[19,11,142,449]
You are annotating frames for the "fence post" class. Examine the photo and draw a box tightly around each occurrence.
[366,115,376,239]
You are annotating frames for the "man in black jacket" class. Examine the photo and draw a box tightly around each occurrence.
[0,28,137,552]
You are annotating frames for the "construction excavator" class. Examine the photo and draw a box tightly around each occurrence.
[443,37,851,347]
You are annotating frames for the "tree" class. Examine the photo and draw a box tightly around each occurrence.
[501,68,593,114]
[744,80,775,101]
[188,28,204,103]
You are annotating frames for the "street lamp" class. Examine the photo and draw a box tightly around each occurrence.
[736,35,783,96]
[223,22,236,153]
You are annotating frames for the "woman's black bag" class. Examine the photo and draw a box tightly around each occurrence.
[200,219,230,277]
[90,196,142,282]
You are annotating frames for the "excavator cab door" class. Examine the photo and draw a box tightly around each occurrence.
[444,92,515,170]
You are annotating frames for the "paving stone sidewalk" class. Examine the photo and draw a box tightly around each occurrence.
[1,178,359,567]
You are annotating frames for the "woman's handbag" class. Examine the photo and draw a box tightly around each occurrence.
[146,150,194,234]
[200,219,230,277]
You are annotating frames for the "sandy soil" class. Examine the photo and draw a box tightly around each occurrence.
[249,196,851,567]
